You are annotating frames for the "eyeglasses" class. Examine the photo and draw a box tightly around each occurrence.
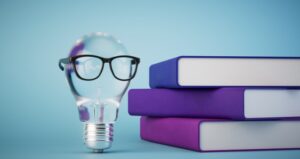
[59,55,140,81]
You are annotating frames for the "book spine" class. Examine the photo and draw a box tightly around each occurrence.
[128,88,245,120]
[140,117,201,151]
[149,57,179,88]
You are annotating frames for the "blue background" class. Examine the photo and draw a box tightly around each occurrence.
[0,0,300,158]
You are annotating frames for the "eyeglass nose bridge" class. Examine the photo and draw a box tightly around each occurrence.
[102,58,110,63]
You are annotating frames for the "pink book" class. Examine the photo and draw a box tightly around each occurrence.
[141,117,300,152]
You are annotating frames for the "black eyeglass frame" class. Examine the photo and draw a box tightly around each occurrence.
[59,55,140,81]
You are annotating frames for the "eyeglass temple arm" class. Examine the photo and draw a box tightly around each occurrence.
[59,58,70,71]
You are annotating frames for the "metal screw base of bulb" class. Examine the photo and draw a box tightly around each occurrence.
[83,123,113,152]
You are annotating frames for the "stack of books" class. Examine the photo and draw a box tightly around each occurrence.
[128,56,300,152]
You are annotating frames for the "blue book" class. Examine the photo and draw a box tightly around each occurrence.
[149,56,300,88]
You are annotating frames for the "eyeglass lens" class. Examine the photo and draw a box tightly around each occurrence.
[74,57,103,80]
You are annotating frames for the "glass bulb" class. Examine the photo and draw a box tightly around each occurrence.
[65,32,131,152]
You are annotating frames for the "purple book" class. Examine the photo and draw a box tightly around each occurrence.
[149,56,300,88]
[141,117,300,152]
[129,88,300,120]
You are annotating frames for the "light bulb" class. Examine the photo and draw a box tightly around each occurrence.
[61,32,139,152]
